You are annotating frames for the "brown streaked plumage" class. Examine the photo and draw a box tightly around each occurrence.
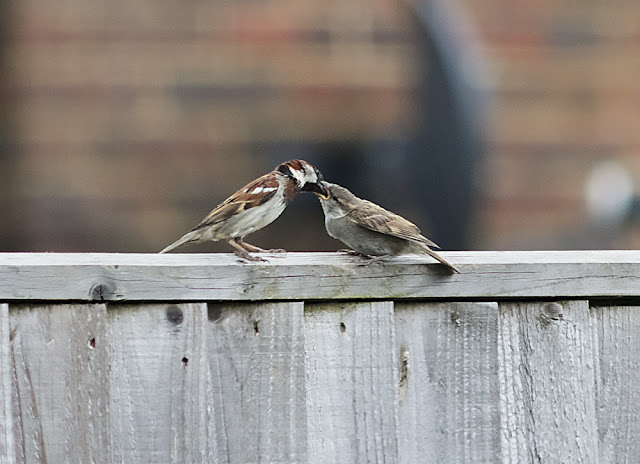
[346,204,440,249]
[193,173,280,232]
[160,159,327,261]
[317,182,459,273]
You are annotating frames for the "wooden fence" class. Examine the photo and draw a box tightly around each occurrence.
[1,251,640,463]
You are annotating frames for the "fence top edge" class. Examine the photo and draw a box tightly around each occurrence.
[1,250,640,266]
[1,251,640,302]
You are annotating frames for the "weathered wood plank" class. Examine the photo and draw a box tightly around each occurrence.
[304,301,398,464]
[498,300,598,463]
[107,303,209,464]
[394,302,501,463]
[1,251,640,301]
[591,305,640,463]
[9,303,109,464]
[0,304,15,464]
[206,301,306,463]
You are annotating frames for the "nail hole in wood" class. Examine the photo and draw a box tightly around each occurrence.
[254,320,260,335]
[88,337,96,349]
[182,356,189,366]
[340,322,346,333]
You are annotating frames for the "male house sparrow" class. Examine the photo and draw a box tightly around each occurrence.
[317,182,459,273]
[160,159,328,261]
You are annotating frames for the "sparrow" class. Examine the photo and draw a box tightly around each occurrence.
[316,182,459,273]
[160,159,328,261]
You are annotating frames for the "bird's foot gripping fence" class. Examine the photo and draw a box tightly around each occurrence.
[2,251,640,462]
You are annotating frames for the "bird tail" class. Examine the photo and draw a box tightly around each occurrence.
[420,245,460,274]
[159,231,200,254]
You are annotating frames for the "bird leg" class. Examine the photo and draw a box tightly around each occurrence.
[338,249,387,266]
[338,249,369,257]
[236,239,286,254]
[361,254,390,265]
[227,238,268,262]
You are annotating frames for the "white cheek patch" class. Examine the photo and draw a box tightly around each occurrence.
[250,186,278,194]
[290,167,316,186]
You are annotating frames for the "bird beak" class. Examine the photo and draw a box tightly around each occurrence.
[303,181,329,199]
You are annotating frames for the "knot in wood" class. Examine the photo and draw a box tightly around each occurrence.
[89,280,116,302]
[166,305,184,325]
[541,302,564,322]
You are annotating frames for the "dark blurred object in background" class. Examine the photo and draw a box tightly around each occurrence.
[407,0,489,250]
[0,0,19,251]
[2,0,488,253]
[265,0,491,252]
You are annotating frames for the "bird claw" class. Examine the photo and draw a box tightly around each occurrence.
[363,255,388,265]
[235,252,269,263]
[337,249,386,266]
[238,242,286,254]
[349,254,389,266]
[338,249,368,257]
[246,247,286,258]
[265,248,287,254]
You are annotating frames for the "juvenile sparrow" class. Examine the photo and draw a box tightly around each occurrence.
[160,159,328,261]
[317,182,459,273]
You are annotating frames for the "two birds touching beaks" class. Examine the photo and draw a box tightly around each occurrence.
[159,159,459,273]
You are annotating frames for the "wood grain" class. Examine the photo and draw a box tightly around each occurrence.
[591,305,640,463]
[304,301,398,464]
[1,251,640,301]
[395,302,501,463]
[498,300,598,463]
[4,253,640,462]
[206,301,306,464]
[0,304,15,464]
[106,303,209,464]
[9,303,109,464]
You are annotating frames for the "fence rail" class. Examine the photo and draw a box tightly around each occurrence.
[1,251,639,463]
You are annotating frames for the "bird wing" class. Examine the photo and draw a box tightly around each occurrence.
[191,172,280,231]
[346,200,440,249]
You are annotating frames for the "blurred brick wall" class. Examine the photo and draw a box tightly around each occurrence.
[4,0,419,252]
[3,0,640,252]
[463,0,640,249]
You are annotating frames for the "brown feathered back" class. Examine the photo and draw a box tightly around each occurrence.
[191,173,280,232]
[345,199,440,249]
